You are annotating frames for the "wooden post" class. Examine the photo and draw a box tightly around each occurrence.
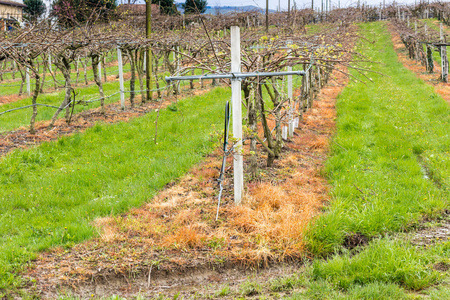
[26,67,30,96]
[117,46,125,109]
[146,0,152,102]
[287,60,294,137]
[98,60,102,83]
[176,46,181,94]
[143,51,146,72]
[415,20,417,35]
[48,53,52,73]
[282,126,288,140]
[231,26,243,205]
[440,23,448,82]
[379,3,382,21]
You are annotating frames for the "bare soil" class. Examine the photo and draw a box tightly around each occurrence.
[411,212,450,247]
[21,68,348,299]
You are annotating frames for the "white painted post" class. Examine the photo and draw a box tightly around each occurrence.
[26,67,30,96]
[379,3,382,21]
[143,51,146,72]
[98,60,102,83]
[440,23,448,82]
[231,26,243,205]
[117,46,125,110]
[48,53,52,73]
[425,23,428,36]
[282,126,288,140]
[176,46,181,93]
[407,15,410,27]
[397,7,400,20]
[287,60,294,137]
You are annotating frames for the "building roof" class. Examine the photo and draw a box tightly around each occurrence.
[0,0,26,8]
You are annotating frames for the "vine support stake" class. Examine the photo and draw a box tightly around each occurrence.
[231,26,243,205]
[146,0,152,102]
[117,46,125,110]
[287,46,294,137]
[98,61,102,83]
[26,67,30,96]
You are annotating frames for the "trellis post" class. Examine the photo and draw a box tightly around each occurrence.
[117,46,125,109]
[231,26,243,205]
[440,23,448,82]
[287,46,294,137]
[98,60,102,83]
[26,67,30,96]
[48,53,52,73]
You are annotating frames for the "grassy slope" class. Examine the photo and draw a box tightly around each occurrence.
[297,21,450,297]
[0,87,230,292]
[308,21,449,254]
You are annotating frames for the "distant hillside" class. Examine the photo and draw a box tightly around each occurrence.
[175,3,274,15]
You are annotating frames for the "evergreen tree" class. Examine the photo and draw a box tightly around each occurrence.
[182,0,207,14]
[24,0,46,21]
[152,0,179,15]
[52,0,117,27]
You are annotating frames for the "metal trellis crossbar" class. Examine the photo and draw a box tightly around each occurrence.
[164,26,307,206]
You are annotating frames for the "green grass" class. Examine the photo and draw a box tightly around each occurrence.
[0,66,207,133]
[307,21,450,255]
[0,86,231,293]
[312,239,440,290]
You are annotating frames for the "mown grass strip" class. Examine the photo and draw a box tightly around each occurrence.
[0,86,230,292]
[0,67,205,133]
[306,21,450,292]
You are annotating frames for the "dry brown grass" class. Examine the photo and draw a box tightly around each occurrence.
[26,66,348,293]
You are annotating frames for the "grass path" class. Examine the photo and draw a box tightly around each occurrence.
[0,86,231,293]
[299,21,450,297]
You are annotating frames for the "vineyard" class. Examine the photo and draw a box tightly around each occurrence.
[1,2,450,299]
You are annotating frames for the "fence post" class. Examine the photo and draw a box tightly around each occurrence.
[98,60,102,83]
[440,23,448,82]
[48,53,52,73]
[26,67,30,96]
[117,46,125,109]
[231,26,243,205]
[287,53,294,137]
[143,51,146,72]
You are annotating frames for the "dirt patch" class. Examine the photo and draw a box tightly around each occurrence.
[433,262,450,272]
[343,233,369,250]
[21,68,348,298]
[411,213,450,247]
[388,22,450,105]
